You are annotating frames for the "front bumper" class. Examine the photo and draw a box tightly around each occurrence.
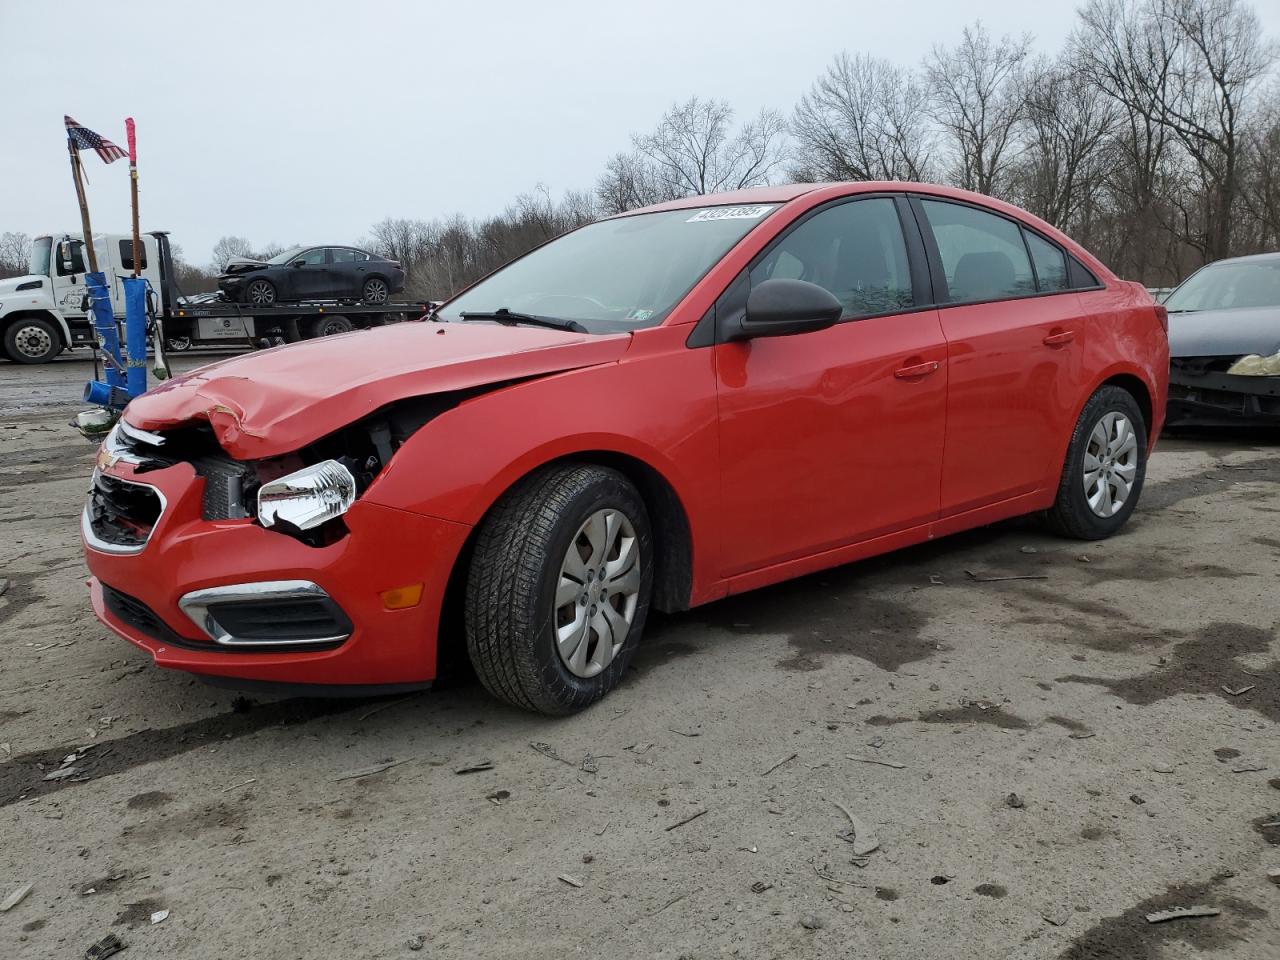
[82,459,472,686]
[1167,366,1280,427]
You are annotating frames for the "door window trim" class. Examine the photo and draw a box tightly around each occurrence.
[908,195,1104,310]
[688,192,938,348]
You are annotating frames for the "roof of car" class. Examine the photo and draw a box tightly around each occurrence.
[623,181,1039,216]
[1199,251,1280,267]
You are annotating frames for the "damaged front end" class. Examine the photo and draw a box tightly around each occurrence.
[1167,354,1280,427]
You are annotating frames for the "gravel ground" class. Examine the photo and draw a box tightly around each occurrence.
[1,354,1278,959]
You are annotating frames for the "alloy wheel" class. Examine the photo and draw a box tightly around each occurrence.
[1083,411,1138,518]
[363,278,388,303]
[554,508,641,678]
[246,280,275,306]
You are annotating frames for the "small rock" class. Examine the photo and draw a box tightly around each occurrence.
[799,915,825,930]
[1077,555,1091,563]
[1130,794,1146,805]
[1152,765,1175,774]
[1006,793,1025,809]
[1020,546,1038,554]
[1267,868,1280,886]
[1071,654,1087,662]
[867,736,885,750]
[406,934,425,951]
[929,683,941,692]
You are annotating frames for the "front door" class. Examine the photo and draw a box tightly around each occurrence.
[288,247,332,300]
[714,197,948,577]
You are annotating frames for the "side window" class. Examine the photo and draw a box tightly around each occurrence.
[919,199,1036,303]
[56,240,87,276]
[295,248,327,266]
[1024,230,1068,292]
[749,198,913,318]
[1067,254,1099,290]
[331,248,358,263]
[118,239,148,272]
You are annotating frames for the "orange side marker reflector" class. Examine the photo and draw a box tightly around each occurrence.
[380,583,423,610]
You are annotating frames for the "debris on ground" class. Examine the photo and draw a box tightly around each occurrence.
[800,914,825,930]
[866,736,885,750]
[664,808,708,832]
[751,881,773,893]
[1233,763,1267,774]
[557,874,584,888]
[1145,906,1221,923]
[44,766,81,781]
[331,758,412,782]
[1019,546,1038,554]
[1130,794,1146,805]
[762,753,798,776]
[830,798,879,855]
[1077,555,1091,563]
[150,909,169,924]
[1222,684,1256,697]
[0,578,9,598]
[486,789,511,805]
[668,727,701,737]
[405,934,425,951]
[454,759,494,775]
[1266,867,1280,885]
[1006,793,1025,809]
[1152,765,1175,774]
[847,755,906,769]
[84,933,126,959]
[529,741,576,767]
[1,882,33,912]
[965,570,1049,583]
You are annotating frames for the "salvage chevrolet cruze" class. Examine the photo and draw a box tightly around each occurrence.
[82,183,1169,714]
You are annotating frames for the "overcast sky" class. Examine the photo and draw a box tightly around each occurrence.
[3,0,1276,267]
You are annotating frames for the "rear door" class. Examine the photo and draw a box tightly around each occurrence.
[714,195,948,576]
[911,197,1091,516]
[330,248,369,297]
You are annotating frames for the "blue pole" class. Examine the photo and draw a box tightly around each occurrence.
[122,276,148,399]
[83,271,130,409]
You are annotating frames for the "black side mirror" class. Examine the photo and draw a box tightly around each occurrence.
[734,278,842,341]
[291,259,306,268]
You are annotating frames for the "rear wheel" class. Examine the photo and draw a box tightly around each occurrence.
[245,278,276,306]
[307,314,353,338]
[465,464,653,714]
[1046,385,1147,539]
[361,277,389,304]
[3,317,62,364]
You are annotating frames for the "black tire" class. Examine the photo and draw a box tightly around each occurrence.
[166,336,191,352]
[3,317,62,364]
[464,463,654,715]
[1046,385,1148,540]
[307,314,353,338]
[361,276,389,304]
[244,278,276,306]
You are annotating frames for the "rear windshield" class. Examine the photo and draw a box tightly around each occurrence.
[438,204,779,333]
[1165,259,1280,312]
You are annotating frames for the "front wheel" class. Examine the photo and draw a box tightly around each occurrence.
[465,464,653,714]
[1046,385,1147,539]
[4,317,62,364]
[244,278,276,306]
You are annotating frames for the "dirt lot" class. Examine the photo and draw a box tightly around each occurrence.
[1,353,1277,959]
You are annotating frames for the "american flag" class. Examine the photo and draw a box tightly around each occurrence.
[64,115,125,163]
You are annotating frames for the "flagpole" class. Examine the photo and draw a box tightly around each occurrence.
[66,138,100,273]
[125,118,141,277]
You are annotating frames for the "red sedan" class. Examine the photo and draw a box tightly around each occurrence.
[82,183,1168,713]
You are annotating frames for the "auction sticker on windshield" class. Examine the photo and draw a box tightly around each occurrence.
[686,205,775,223]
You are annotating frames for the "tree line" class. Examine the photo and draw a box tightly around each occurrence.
[4,0,1276,296]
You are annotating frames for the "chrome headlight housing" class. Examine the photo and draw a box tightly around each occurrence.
[257,459,357,531]
[1226,351,1280,376]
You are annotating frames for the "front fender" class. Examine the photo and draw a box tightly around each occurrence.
[362,326,724,603]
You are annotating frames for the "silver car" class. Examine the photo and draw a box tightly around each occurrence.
[1166,252,1280,427]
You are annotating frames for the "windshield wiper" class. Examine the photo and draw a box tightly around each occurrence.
[459,308,587,334]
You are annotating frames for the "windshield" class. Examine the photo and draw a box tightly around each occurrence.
[1165,259,1280,313]
[266,246,305,265]
[438,204,779,333]
[28,237,51,278]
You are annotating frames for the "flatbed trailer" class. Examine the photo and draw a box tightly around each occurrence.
[0,230,430,364]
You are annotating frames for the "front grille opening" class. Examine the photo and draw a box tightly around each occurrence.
[88,474,163,548]
[205,597,353,645]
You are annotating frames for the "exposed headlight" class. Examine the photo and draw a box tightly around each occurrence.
[1226,351,1280,376]
[257,459,356,531]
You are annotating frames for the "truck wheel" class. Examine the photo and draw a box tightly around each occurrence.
[465,463,653,715]
[3,317,62,364]
[308,314,353,338]
[245,279,276,306]
[1046,385,1147,540]
[361,277,389,304]
[166,336,191,351]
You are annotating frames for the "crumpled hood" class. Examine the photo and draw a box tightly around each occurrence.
[124,321,631,459]
[1168,306,1280,358]
[220,257,268,276]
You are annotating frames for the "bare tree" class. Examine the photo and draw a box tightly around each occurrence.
[790,52,933,182]
[925,22,1032,194]
[1240,80,1280,249]
[0,231,31,278]
[211,235,257,271]
[597,97,786,212]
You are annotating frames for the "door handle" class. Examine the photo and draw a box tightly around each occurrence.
[1043,330,1075,347]
[894,360,940,379]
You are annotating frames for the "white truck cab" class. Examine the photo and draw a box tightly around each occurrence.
[0,232,163,363]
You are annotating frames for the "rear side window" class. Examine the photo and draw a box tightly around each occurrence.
[919,199,1036,303]
[331,249,358,263]
[750,198,913,318]
[118,239,147,271]
[1024,230,1068,291]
